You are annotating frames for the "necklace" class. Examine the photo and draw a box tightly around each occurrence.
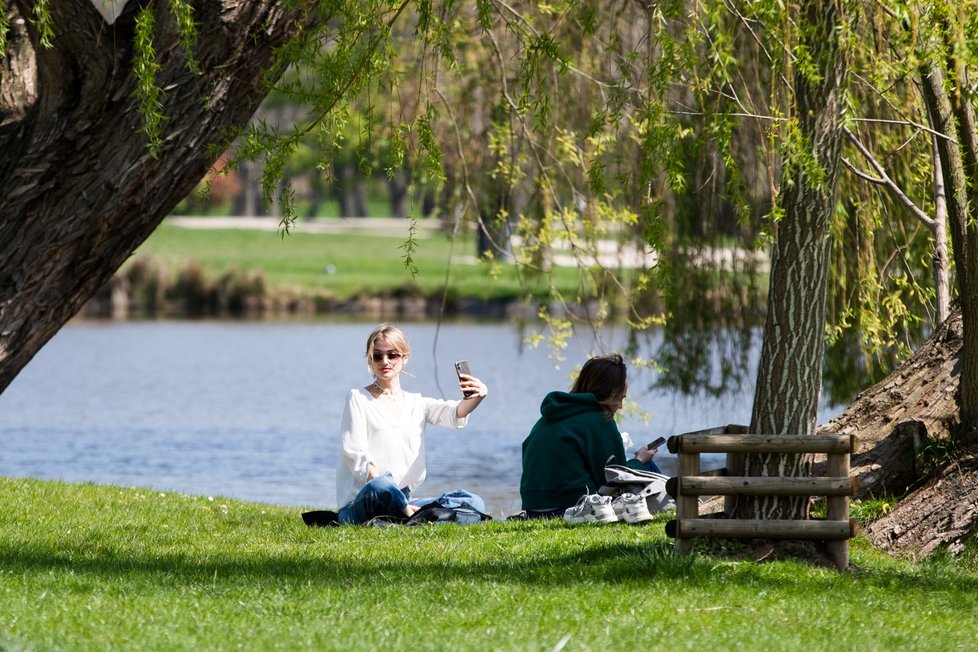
[373,381,402,399]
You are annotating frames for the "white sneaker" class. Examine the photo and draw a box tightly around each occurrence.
[611,493,653,524]
[564,493,617,524]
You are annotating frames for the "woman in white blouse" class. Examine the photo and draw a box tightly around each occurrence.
[335,324,488,524]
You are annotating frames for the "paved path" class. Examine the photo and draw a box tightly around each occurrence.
[166,216,767,271]
[167,215,439,237]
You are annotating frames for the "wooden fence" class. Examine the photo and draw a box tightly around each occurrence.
[663,425,858,570]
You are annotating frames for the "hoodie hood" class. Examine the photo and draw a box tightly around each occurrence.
[539,391,604,422]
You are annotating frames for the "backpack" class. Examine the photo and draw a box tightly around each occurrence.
[600,464,676,513]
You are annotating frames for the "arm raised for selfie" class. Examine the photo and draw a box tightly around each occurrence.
[456,374,488,418]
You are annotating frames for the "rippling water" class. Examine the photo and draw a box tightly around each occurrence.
[0,319,842,516]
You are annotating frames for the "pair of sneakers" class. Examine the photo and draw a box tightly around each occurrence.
[612,492,653,523]
[563,492,652,524]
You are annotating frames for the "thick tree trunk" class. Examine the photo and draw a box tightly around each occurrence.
[0,0,321,394]
[733,0,851,519]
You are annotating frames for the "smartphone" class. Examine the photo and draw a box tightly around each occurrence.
[455,360,474,397]
[646,436,666,450]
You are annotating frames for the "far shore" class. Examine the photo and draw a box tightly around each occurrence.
[81,215,763,321]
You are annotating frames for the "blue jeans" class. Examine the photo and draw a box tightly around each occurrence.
[338,474,408,524]
[338,473,486,524]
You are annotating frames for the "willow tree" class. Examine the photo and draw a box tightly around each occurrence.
[0,0,692,394]
[829,3,978,555]
[0,0,874,407]
[0,0,320,393]
[3,1,973,525]
[824,1,978,438]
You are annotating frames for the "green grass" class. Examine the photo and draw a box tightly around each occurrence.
[131,221,582,303]
[2,477,977,651]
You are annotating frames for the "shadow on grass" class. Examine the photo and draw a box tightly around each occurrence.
[3,530,978,595]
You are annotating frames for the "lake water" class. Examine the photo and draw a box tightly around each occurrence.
[0,319,843,516]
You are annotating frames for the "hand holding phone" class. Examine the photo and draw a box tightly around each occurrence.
[646,436,666,452]
[455,360,475,398]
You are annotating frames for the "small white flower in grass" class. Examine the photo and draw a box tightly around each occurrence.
[208,496,214,501]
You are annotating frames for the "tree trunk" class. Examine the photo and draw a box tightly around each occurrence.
[919,16,978,432]
[388,164,411,219]
[711,306,978,557]
[0,0,320,394]
[332,161,367,218]
[946,53,978,433]
[232,160,268,217]
[733,0,852,519]
[931,139,950,325]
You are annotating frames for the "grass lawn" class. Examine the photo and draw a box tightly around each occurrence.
[2,477,977,651]
[131,221,584,304]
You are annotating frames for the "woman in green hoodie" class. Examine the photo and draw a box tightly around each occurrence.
[519,353,656,519]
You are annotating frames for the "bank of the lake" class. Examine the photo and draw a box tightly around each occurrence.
[85,217,688,320]
[2,476,976,652]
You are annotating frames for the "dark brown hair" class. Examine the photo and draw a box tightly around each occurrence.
[571,353,627,417]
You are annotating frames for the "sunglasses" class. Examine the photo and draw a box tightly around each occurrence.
[371,351,403,362]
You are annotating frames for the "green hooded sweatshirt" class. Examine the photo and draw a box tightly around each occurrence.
[519,391,644,511]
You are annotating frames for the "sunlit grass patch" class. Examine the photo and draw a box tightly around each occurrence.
[2,477,977,651]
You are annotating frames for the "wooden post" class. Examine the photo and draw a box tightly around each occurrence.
[824,434,856,570]
[675,441,700,556]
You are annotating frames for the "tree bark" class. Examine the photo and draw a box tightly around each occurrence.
[733,0,852,519]
[946,50,978,433]
[0,0,321,394]
[931,139,950,325]
[919,15,978,432]
[864,454,978,558]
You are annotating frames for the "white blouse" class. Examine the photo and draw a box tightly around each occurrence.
[335,387,468,507]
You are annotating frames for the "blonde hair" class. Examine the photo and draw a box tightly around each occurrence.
[365,323,411,359]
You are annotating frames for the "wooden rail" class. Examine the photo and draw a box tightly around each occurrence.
[664,427,857,570]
